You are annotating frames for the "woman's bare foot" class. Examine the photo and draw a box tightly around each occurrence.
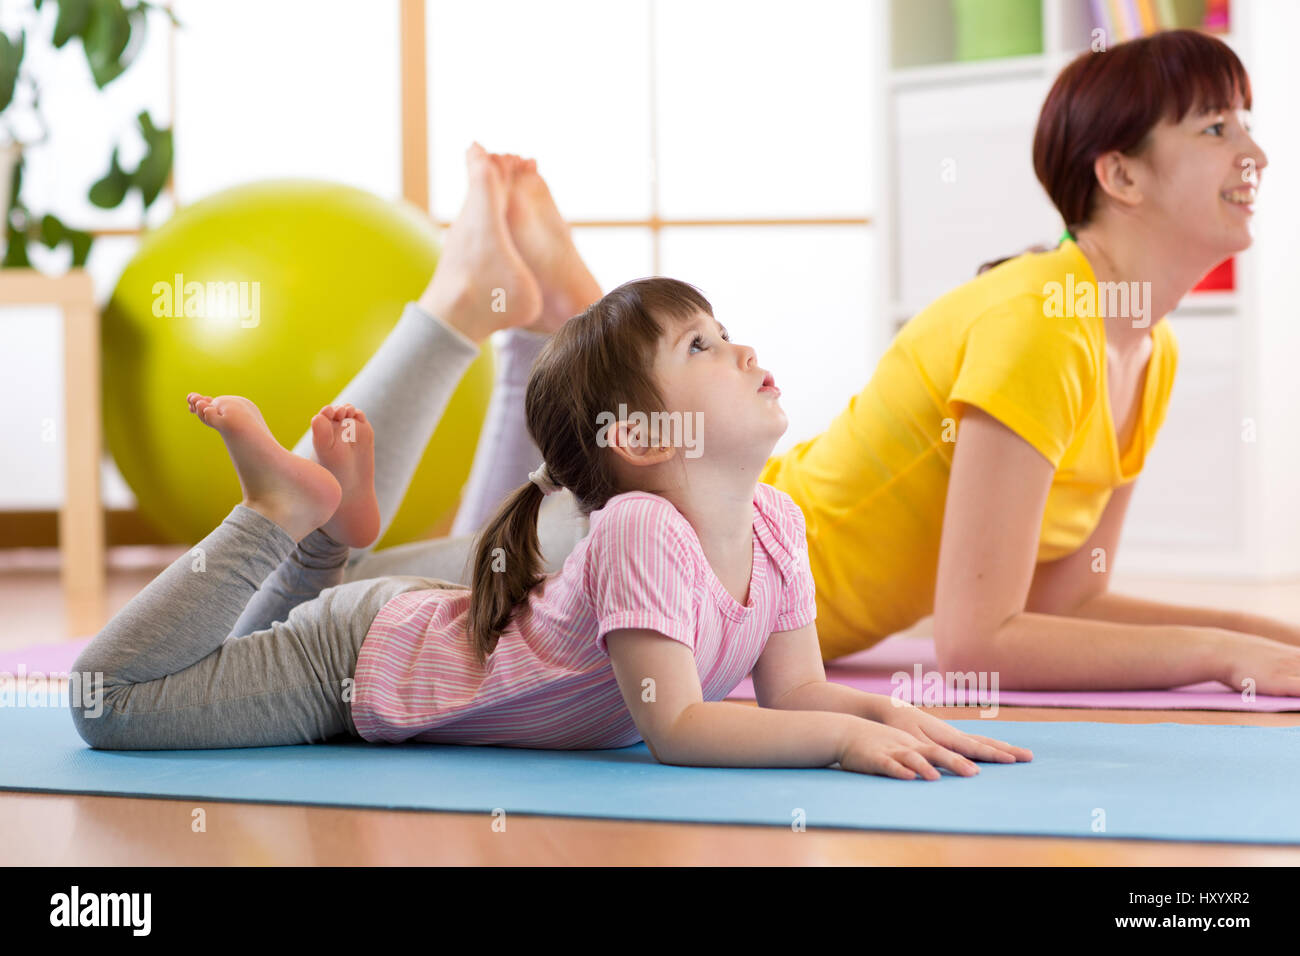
[186,393,341,542]
[310,403,381,548]
[504,156,603,334]
[418,142,543,343]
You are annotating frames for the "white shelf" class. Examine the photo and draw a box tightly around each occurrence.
[889,53,1047,90]
[1172,291,1239,315]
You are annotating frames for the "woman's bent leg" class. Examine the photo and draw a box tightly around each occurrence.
[449,326,548,536]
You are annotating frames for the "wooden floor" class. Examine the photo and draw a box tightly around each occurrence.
[3,547,1300,865]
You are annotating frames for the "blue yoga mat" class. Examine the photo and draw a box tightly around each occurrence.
[3,705,1298,844]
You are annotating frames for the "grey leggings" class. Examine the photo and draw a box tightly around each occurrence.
[70,504,452,749]
[72,301,589,750]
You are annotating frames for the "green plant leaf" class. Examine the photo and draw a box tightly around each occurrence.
[53,0,93,49]
[66,224,93,266]
[82,0,131,89]
[88,146,129,207]
[36,214,94,266]
[2,218,31,268]
[0,29,26,113]
[8,150,23,207]
[39,213,66,248]
[117,4,148,75]
[132,110,171,207]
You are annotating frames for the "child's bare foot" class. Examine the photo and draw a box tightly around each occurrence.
[418,142,543,343]
[504,156,603,334]
[310,403,381,548]
[186,393,341,542]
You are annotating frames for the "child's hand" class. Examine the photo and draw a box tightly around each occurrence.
[878,700,1033,765]
[837,720,984,780]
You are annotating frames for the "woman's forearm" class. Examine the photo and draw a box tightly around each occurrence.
[941,611,1231,690]
[1069,590,1300,647]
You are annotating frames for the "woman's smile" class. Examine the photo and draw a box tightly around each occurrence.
[1220,184,1257,213]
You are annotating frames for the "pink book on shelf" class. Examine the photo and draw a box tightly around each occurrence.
[1204,0,1230,32]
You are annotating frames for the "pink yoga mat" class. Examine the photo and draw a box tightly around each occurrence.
[6,633,1297,711]
[0,637,91,676]
[729,635,1300,711]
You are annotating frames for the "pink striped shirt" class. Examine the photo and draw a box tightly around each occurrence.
[350,482,817,749]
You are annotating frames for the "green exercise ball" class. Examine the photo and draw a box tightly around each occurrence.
[102,179,493,548]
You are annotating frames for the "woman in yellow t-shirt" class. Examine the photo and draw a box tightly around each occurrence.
[758,30,1300,697]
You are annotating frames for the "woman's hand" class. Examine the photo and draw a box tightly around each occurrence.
[1222,633,1300,698]
[876,700,1034,765]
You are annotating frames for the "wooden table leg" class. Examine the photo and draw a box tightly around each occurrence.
[60,283,105,637]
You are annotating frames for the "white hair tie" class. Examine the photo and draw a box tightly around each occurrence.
[528,461,562,496]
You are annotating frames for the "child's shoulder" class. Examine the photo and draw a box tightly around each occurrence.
[754,481,803,523]
[589,490,696,544]
[753,482,809,554]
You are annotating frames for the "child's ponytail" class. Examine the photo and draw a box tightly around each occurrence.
[467,480,549,668]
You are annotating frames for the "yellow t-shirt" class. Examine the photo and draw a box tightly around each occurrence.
[759,239,1179,660]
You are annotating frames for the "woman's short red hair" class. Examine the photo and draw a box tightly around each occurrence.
[1033,29,1252,230]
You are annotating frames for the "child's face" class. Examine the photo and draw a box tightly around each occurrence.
[647,309,787,468]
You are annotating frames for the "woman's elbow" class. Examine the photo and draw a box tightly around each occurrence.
[932,616,994,674]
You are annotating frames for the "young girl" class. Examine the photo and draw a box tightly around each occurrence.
[69,154,1031,778]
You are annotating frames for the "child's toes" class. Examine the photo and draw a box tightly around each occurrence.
[310,412,335,450]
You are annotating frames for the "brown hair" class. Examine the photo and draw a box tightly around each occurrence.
[465,277,714,667]
[1034,28,1251,232]
[977,30,1252,277]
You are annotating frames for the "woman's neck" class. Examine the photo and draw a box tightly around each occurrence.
[1072,218,1216,350]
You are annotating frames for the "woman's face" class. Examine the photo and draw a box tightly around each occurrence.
[1131,97,1268,258]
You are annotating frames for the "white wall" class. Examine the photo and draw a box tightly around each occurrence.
[2,0,877,509]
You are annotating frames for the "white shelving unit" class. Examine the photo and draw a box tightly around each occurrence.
[875,0,1300,579]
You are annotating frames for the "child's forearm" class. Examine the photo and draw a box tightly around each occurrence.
[1071,590,1300,647]
[658,700,864,768]
[767,681,893,722]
